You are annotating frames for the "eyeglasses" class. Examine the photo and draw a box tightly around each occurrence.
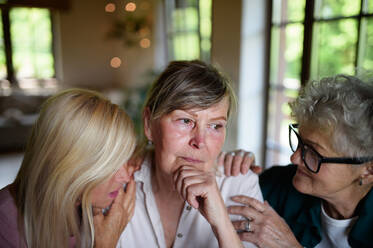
[289,123,373,173]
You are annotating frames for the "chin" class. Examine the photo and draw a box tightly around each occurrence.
[292,171,311,195]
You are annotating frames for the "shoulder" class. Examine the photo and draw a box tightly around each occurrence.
[0,185,23,247]
[259,164,297,197]
[259,165,320,219]
[216,166,263,202]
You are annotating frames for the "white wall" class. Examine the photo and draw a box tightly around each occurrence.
[211,0,243,151]
[238,0,267,165]
[212,0,267,164]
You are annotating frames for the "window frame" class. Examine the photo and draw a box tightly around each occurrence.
[163,0,211,62]
[0,1,67,86]
[263,0,373,168]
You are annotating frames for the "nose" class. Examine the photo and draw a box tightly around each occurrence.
[114,164,131,183]
[189,126,206,149]
[290,147,302,165]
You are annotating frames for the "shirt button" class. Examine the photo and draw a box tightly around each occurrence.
[186,205,192,211]
[177,233,183,238]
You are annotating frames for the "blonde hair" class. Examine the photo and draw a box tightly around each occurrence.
[13,88,136,248]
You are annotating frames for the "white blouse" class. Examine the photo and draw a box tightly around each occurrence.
[116,156,263,248]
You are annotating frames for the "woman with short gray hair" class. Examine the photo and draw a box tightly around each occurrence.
[228,74,373,248]
[117,60,263,248]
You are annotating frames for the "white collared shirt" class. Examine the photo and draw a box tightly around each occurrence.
[117,156,262,248]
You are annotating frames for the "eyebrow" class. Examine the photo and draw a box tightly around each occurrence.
[176,109,227,122]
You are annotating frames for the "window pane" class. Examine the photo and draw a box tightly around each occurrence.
[0,10,5,79]
[311,19,358,78]
[200,0,211,61]
[359,17,373,69]
[270,24,303,86]
[315,0,360,19]
[272,0,306,24]
[10,8,54,79]
[362,0,373,13]
[173,33,199,60]
[266,88,296,167]
[173,7,198,32]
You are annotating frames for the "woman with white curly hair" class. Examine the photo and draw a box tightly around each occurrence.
[228,74,373,248]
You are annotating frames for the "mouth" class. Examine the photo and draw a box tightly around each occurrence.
[180,156,204,164]
[109,190,119,198]
[296,167,310,177]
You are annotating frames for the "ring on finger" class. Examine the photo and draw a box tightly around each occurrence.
[244,219,253,232]
[230,151,236,156]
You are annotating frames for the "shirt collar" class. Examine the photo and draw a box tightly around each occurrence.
[348,188,373,246]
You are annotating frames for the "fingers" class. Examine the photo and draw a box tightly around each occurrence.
[241,152,255,174]
[123,179,136,218]
[231,151,244,176]
[231,195,266,213]
[223,150,258,177]
[223,152,234,176]
[173,166,211,208]
[228,204,263,222]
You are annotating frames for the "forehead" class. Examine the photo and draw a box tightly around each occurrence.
[299,125,336,154]
[179,97,229,117]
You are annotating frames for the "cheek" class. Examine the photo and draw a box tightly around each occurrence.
[158,125,189,150]
[207,130,226,154]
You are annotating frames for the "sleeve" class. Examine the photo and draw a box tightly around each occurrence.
[259,164,297,214]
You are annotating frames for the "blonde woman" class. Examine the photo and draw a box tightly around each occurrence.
[0,89,137,247]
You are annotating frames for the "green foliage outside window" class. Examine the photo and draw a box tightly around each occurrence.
[10,8,54,79]
[169,0,211,62]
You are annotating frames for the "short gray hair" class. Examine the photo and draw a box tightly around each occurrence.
[290,74,373,157]
[144,60,236,120]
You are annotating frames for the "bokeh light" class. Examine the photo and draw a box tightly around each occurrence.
[105,3,116,13]
[110,57,122,68]
[140,38,151,48]
[125,2,137,12]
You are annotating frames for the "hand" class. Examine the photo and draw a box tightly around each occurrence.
[93,179,136,248]
[173,165,243,248]
[127,147,144,173]
[173,165,225,224]
[228,196,302,248]
[218,150,261,176]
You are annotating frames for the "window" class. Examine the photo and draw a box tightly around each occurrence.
[164,0,212,61]
[0,3,58,92]
[265,0,373,167]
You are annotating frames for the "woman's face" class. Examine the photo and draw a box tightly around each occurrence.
[146,97,229,175]
[90,163,133,209]
[290,126,363,200]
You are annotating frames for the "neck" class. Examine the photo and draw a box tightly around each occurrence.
[151,162,183,203]
[322,185,371,219]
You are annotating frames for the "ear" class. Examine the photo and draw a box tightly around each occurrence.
[361,162,373,185]
[143,107,153,142]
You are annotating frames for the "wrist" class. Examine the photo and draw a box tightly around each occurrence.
[211,215,242,248]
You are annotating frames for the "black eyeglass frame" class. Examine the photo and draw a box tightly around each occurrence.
[289,123,373,173]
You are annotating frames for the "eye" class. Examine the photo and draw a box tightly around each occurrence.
[210,123,224,130]
[178,118,195,127]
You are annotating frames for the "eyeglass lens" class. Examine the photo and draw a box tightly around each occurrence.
[289,127,320,173]
[289,128,299,152]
